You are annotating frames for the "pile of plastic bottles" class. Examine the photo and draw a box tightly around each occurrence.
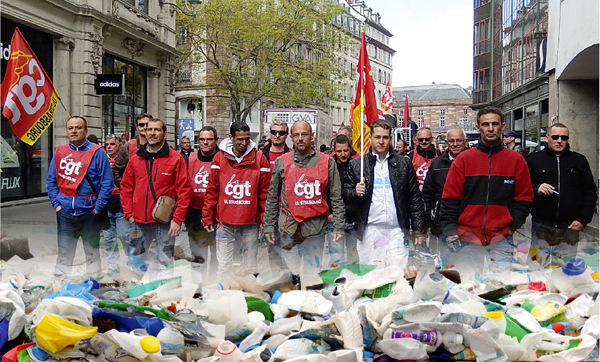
[1,253,599,361]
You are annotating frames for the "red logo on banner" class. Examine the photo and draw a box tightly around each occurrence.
[1,27,59,145]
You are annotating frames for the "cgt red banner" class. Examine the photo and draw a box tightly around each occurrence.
[1,27,59,146]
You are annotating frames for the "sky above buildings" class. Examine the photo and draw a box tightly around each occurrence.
[366,0,473,89]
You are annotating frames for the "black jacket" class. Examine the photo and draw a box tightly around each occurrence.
[332,154,356,223]
[422,150,453,236]
[180,149,192,165]
[526,145,597,227]
[342,149,427,239]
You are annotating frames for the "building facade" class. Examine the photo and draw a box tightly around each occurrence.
[1,0,180,201]
[392,84,478,143]
[330,0,395,131]
[473,0,598,180]
[473,0,549,154]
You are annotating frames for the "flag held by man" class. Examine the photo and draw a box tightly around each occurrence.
[1,27,59,146]
[349,32,384,155]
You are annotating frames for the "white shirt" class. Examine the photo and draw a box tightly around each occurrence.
[367,153,400,227]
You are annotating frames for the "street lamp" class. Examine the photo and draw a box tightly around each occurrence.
[158,0,201,17]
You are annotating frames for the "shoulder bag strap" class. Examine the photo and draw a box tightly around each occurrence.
[145,158,158,203]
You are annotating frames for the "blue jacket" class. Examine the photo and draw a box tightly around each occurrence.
[47,140,114,215]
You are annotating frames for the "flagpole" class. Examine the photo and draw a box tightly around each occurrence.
[58,97,71,119]
[360,105,364,182]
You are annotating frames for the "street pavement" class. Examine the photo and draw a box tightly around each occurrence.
[1,197,598,281]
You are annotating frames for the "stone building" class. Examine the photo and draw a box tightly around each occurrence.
[392,84,477,143]
[1,0,180,201]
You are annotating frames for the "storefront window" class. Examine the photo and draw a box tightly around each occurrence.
[1,19,54,200]
[102,55,147,142]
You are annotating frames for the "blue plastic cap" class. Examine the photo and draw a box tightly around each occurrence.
[32,346,49,361]
[271,290,282,304]
[363,351,375,358]
[84,278,101,290]
[562,257,586,276]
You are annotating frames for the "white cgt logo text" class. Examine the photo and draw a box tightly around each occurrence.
[59,153,83,176]
[294,174,321,200]
[225,174,251,199]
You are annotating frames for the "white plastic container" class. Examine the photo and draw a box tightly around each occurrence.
[239,321,271,353]
[214,341,245,361]
[104,330,162,361]
[270,315,302,335]
[485,312,507,334]
[414,272,448,300]
[550,257,594,294]
[393,301,442,323]
[276,290,333,316]
[270,304,290,320]
[377,338,428,361]
[442,331,464,354]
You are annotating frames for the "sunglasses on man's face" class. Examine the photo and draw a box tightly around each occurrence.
[417,137,431,142]
[137,123,147,127]
[270,130,287,136]
[549,135,569,141]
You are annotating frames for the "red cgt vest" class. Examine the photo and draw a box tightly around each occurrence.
[54,144,101,196]
[216,152,264,225]
[188,152,212,209]
[282,153,329,223]
[412,150,434,185]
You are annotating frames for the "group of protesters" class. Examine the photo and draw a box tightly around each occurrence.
[47,106,597,285]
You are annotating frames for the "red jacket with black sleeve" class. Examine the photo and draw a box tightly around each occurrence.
[120,142,191,225]
[202,141,271,227]
[440,141,533,245]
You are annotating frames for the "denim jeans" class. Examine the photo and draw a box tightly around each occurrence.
[102,208,130,269]
[216,224,259,279]
[454,235,516,283]
[129,222,175,278]
[187,221,217,285]
[531,220,580,246]
[531,221,580,267]
[280,233,326,275]
[55,209,102,277]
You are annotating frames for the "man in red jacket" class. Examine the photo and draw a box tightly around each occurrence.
[441,106,533,282]
[202,121,271,281]
[120,119,191,278]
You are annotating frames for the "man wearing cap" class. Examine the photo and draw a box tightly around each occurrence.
[525,123,597,266]
[503,130,522,153]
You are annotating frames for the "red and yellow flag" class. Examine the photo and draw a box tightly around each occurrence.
[1,27,59,146]
[349,32,384,155]
[380,80,393,113]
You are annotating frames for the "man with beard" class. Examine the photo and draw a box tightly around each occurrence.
[121,119,191,278]
[264,121,345,280]
[202,121,271,281]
